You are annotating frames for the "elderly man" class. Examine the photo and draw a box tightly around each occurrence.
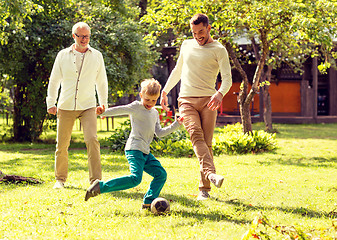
[160,13,232,200]
[46,22,108,189]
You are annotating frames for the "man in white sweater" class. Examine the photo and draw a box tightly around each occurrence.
[160,13,232,200]
[46,22,108,189]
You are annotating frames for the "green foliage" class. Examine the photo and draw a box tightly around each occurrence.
[144,0,337,63]
[106,120,277,157]
[142,0,337,133]
[0,124,13,142]
[81,1,159,100]
[105,118,194,157]
[0,0,76,141]
[0,0,158,141]
[0,0,43,44]
[213,123,278,155]
[105,119,131,152]
[0,82,13,113]
[150,128,194,158]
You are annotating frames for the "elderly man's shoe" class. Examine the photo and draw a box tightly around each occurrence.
[53,180,65,189]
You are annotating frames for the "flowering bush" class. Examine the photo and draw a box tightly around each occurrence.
[105,121,277,157]
[213,123,278,155]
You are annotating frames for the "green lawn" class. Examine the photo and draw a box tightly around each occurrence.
[1,123,337,239]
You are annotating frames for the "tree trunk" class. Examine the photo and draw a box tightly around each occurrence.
[13,78,45,142]
[262,65,274,132]
[139,0,147,18]
[247,32,270,133]
[240,96,252,132]
[13,83,31,142]
[223,40,252,133]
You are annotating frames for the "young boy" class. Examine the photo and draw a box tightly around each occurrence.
[85,78,183,209]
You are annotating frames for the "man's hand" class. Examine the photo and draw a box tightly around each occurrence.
[47,106,57,115]
[160,91,170,112]
[96,105,106,116]
[207,91,223,111]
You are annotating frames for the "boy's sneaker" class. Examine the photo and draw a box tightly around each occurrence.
[197,190,210,200]
[85,179,101,201]
[53,180,65,189]
[208,173,224,188]
[141,204,151,210]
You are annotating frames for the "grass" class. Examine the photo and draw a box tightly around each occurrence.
[1,122,337,239]
[0,115,125,143]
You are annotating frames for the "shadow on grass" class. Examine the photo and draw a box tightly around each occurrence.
[105,190,201,208]
[257,156,337,168]
[2,144,335,224]
[101,190,250,224]
[101,189,335,224]
[172,209,249,224]
[0,148,130,174]
[225,198,335,219]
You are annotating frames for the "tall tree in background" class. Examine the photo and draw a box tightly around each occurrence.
[0,0,74,141]
[143,0,337,133]
[0,0,42,44]
[0,0,157,141]
[256,0,337,132]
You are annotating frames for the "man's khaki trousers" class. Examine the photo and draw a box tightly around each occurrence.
[178,97,218,192]
[55,108,101,184]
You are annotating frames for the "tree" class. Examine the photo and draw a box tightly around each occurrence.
[255,0,337,131]
[142,0,337,133]
[0,0,43,44]
[0,0,158,141]
[0,0,73,141]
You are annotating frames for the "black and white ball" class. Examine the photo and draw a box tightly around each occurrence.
[151,197,170,214]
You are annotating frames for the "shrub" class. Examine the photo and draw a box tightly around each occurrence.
[104,119,194,157]
[105,121,277,157]
[150,128,194,157]
[104,119,131,153]
[213,123,278,155]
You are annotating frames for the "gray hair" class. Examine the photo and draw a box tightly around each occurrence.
[72,22,91,34]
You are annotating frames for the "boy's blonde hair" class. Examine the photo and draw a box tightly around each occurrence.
[140,78,161,96]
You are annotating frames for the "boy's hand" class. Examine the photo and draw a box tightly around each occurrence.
[96,105,106,116]
[177,116,184,125]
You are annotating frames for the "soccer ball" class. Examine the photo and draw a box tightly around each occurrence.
[151,197,170,215]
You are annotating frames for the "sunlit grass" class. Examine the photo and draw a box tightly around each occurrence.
[1,123,337,239]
